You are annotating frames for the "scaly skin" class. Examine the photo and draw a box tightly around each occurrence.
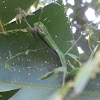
[34,22,67,86]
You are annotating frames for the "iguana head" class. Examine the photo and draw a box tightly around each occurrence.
[34,22,48,36]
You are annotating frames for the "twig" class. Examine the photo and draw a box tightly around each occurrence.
[88,44,99,61]
[64,35,82,56]
[6,48,46,70]
[0,28,28,34]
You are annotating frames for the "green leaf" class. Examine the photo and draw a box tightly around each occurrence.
[5,63,12,72]
[0,83,59,100]
[25,50,30,55]
[9,87,59,100]
[67,53,81,66]
[0,0,37,24]
[74,51,100,94]
[39,71,54,80]
[0,89,19,100]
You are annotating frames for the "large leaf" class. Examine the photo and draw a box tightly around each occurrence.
[0,0,79,99]
[0,83,59,100]
[0,0,36,24]
[0,1,78,85]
